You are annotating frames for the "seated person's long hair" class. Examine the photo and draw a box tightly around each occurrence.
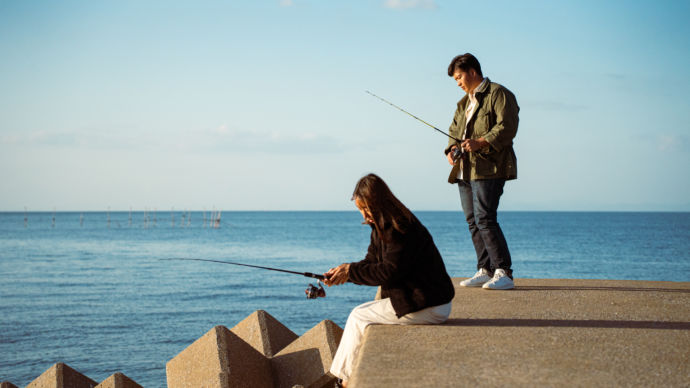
[352,174,415,242]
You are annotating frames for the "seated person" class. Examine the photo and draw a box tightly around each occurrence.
[324,173,455,387]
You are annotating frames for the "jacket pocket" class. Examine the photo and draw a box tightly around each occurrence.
[472,112,491,137]
[475,155,497,176]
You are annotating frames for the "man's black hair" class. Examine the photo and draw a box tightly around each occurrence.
[447,53,483,78]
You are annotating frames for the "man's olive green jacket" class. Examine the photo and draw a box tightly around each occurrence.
[444,78,519,183]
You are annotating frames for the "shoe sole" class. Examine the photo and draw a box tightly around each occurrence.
[482,284,515,290]
[460,282,487,287]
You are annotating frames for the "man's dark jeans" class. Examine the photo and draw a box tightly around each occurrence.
[458,179,513,278]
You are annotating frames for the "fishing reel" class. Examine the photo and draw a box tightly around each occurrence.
[452,146,466,162]
[305,280,326,299]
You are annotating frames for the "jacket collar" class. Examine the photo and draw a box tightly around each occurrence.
[474,77,490,95]
[457,77,490,109]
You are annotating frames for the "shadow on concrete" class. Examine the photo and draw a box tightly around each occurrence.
[271,347,323,366]
[513,285,690,293]
[271,347,330,387]
[443,318,690,330]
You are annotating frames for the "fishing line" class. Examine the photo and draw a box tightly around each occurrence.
[365,90,462,142]
[162,257,325,280]
[161,257,327,299]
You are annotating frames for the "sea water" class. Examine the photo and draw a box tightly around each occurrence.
[1,211,689,386]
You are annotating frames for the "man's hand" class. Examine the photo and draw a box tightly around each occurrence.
[324,263,350,286]
[447,146,458,165]
[461,138,489,152]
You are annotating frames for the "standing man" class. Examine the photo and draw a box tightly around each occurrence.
[444,53,519,290]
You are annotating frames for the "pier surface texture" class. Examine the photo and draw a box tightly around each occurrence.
[349,278,690,387]
[4,279,687,387]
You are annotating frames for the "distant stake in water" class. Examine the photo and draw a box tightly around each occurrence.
[162,258,327,299]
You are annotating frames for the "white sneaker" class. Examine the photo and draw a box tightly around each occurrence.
[459,268,491,287]
[482,269,514,290]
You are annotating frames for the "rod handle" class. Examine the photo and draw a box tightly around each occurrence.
[304,272,326,280]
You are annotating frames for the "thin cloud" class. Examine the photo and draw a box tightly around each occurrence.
[0,130,73,146]
[0,129,137,149]
[279,0,294,7]
[656,133,688,152]
[178,124,346,154]
[1,124,352,155]
[383,0,437,10]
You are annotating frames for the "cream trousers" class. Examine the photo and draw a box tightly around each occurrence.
[329,297,452,381]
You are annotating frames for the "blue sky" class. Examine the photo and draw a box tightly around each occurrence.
[1,0,689,211]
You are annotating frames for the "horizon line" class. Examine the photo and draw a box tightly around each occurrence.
[2,209,689,213]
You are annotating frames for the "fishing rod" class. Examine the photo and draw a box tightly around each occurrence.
[163,258,325,280]
[162,258,326,299]
[365,90,464,160]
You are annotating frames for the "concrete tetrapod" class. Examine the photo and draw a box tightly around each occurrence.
[25,363,98,388]
[230,309,299,357]
[167,311,344,388]
[271,320,344,388]
[166,325,273,388]
[95,373,143,388]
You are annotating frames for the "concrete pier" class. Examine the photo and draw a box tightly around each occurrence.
[349,278,690,387]
[4,279,687,387]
